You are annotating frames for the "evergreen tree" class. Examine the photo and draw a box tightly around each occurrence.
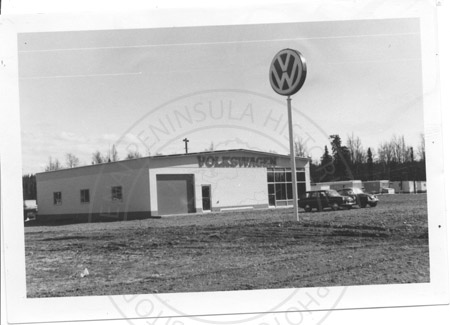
[329,134,352,180]
[320,145,332,166]
[318,145,333,182]
[366,147,374,181]
[22,174,37,200]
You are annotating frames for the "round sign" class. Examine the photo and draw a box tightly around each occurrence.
[269,48,307,96]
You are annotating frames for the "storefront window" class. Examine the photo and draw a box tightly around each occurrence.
[267,168,306,207]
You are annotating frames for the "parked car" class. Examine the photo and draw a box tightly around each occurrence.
[338,187,379,208]
[299,190,355,212]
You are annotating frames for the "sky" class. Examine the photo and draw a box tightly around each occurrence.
[18,18,424,174]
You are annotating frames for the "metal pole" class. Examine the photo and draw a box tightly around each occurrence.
[287,96,299,221]
[183,138,189,154]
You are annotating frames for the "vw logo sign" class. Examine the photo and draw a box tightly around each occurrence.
[269,49,307,96]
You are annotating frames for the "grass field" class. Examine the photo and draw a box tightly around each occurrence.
[25,194,429,298]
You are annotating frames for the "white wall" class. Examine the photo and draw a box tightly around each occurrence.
[36,163,150,216]
[149,167,268,214]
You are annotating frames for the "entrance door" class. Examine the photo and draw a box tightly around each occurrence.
[201,185,211,211]
[156,174,196,215]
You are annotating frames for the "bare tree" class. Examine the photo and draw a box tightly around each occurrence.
[204,142,214,152]
[92,150,105,164]
[294,137,309,157]
[65,153,80,168]
[110,144,119,162]
[377,141,394,164]
[417,133,426,161]
[391,135,408,163]
[346,133,365,164]
[125,150,142,160]
[45,156,63,171]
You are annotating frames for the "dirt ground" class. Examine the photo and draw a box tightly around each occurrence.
[25,194,429,297]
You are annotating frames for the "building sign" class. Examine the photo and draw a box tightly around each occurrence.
[269,48,307,96]
[198,156,277,168]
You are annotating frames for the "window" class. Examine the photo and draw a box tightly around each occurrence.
[267,167,307,207]
[80,189,90,203]
[53,192,62,205]
[112,186,123,201]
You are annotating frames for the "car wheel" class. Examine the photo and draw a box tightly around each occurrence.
[331,203,339,211]
[369,203,378,207]
[304,205,312,212]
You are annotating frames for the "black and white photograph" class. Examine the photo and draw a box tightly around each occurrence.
[1,1,449,325]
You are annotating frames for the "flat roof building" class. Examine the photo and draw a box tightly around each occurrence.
[36,149,310,223]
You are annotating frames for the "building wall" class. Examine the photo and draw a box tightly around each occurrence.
[149,167,268,215]
[312,180,363,191]
[362,180,390,194]
[36,159,151,221]
[35,150,311,220]
[391,181,427,193]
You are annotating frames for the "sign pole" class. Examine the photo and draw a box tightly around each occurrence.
[269,48,306,222]
[287,96,299,221]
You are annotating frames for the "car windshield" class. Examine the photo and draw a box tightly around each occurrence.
[326,190,341,197]
[351,188,364,194]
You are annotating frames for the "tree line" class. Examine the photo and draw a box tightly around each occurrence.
[22,146,145,200]
[22,134,426,200]
[43,145,145,172]
[296,133,426,183]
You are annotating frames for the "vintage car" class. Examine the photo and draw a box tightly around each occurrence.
[299,190,355,212]
[338,187,379,208]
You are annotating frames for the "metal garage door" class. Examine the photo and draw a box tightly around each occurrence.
[156,174,196,215]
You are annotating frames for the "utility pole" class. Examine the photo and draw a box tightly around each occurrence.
[183,138,189,154]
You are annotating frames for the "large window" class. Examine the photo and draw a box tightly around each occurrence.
[112,186,123,201]
[267,168,306,207]
[53,192,62,205]
[80,189,90,203]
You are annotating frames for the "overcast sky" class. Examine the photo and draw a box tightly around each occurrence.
[18,18,424,174]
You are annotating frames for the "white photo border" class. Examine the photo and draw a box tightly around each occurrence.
[0,1,448,324]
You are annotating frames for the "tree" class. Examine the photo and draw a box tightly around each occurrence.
[317,145,334,182]
[409,147,415,162]
[22,174,37,200]
[109,145,119,162]
[45,156,63,171]
[205,142,214,152]
[347,133,365,165]
[417,133,426,161]
[320,145,332,167]
[391,135,408,163]
[330,134,352,180]
[125,150,142,160]
[294,138,309,157]
[92,150,105,164]
[65,153,80,168]
[366,147,374,181]
[377,141,394,165]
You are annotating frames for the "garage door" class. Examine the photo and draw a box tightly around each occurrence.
[156,174,196,215]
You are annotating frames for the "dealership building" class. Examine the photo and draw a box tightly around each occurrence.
[35,149,311,222]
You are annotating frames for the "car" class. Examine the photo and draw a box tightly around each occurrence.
[299,190,355,212]
[338,187,379,208]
